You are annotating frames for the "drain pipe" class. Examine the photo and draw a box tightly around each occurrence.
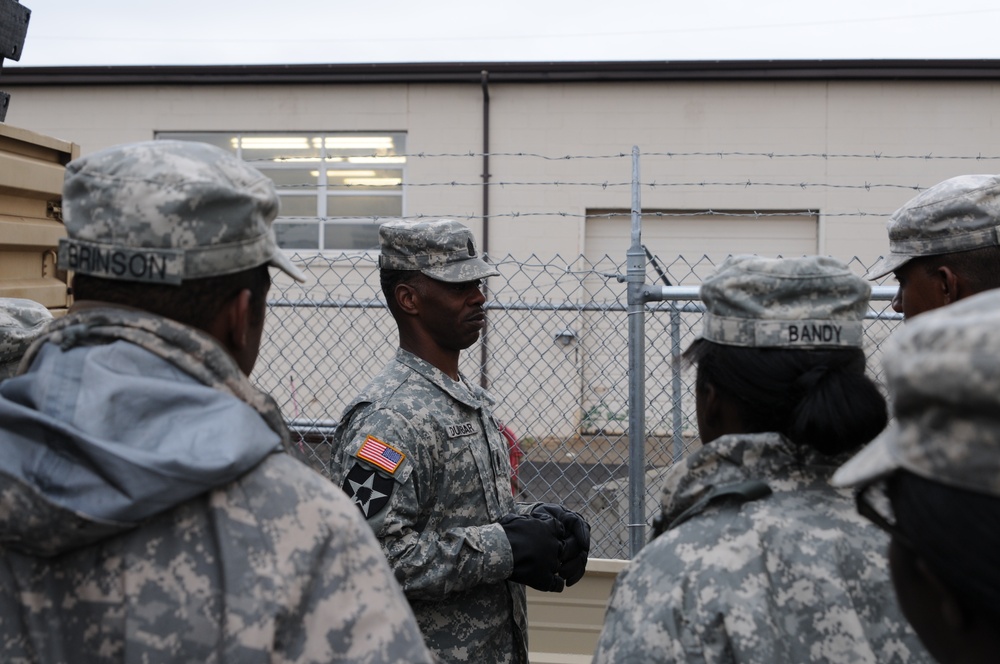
[479,70,491,390]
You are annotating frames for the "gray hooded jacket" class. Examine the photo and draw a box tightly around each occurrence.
[0,306,432,664]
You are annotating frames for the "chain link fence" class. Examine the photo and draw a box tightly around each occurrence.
[237,141,979,559]
[254,251,900,560]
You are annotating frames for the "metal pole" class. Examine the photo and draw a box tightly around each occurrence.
[479,70,491,390]
[642,247,684,463]
[670,303,684,462]
[626,145,647,556]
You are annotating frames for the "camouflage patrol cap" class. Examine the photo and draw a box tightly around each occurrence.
[0,298,52,379]
[378,219,499,283]
[833,289,1000,496]
[57,140,306,285]
[699,255,870,349]
[865,174,1000,280]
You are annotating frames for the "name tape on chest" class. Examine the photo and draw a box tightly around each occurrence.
[356,435,406,475]
[447,422,477,438]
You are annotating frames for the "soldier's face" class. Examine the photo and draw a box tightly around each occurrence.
[891,260,948,321]
[414,276,487,352]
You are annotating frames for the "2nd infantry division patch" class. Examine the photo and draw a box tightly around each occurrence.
[343,463,395,518]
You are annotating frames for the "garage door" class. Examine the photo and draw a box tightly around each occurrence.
[586,209,818,284]
[579,209,818,436]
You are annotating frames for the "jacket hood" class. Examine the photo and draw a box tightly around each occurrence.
[0,340,281,556]
[659,432,851,526]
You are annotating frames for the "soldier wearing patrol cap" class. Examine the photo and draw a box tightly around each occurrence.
[0,140,433,663]
[594,255,931,664]
[833,289,1000,664]
[867,174,1000,320]
[0,298,52,380]
[329,219,591,664]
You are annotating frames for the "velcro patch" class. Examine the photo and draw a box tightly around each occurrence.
[58,238,184,285]
[447,422,476,438]
[343,463,395,518]
[356,435,405,475]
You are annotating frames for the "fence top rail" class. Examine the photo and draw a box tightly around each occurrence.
[268,286,901,319]
[644,284,897,301]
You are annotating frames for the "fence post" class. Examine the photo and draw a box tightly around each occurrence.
[670,304,684,462]
[627,145,647,557]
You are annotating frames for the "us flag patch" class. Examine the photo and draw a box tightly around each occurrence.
[357,435,406,475]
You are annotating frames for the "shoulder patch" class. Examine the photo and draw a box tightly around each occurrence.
[343,463,395,518]
[356,435,406,475]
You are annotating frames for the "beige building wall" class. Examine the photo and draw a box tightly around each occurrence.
[4,71,996,443]
[5,76,1000,268]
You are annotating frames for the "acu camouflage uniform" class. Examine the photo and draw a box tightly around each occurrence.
[595,255,930,664]
[865,173,1000,280]
[0,307,432,664]
[0,140,433,664]
[593,432,930,664]
[0,298,51,380]
[834,286,1000,493]
[331,348,528,664]
[833,289,1000,636]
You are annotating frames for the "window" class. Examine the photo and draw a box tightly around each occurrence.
[156,131,406,251]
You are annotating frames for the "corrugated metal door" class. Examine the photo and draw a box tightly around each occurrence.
[581,209,818,435]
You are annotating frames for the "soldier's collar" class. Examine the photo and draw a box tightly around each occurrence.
[394,348,495,408]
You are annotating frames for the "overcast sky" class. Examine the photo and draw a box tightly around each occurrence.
[11,0,1000,67]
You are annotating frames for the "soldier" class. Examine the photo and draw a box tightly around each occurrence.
[0,298,51,380]
[833,289,1000,664]
[594,255,931,663]
[0,140,433,663]
[866,174,1000,320]
[329,219,591,664]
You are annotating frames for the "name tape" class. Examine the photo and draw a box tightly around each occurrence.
[447,422,476,438]
[755,320,863,347]
[58,239,184,285]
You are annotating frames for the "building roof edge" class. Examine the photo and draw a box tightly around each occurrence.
[4,59,1000,86]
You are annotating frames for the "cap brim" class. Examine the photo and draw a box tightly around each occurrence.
[864,253,913,281]
[421,257,500,283]
[269,251,307,283]
[831,424,902,488]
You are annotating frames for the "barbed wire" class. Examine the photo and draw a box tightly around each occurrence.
[246,150,1000,162]
[285,250,633,281]
[254,178,926,192]
[275,209,891,223]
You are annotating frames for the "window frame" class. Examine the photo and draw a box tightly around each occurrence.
[155,131,407,254]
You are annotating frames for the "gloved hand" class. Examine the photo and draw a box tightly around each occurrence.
[531,503,592,586]
[499,512,566,592]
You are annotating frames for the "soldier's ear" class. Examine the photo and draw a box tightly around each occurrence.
[936,265,965,305]
[395,281,420,316]
[229,289,253,351]
[207,288,254,373]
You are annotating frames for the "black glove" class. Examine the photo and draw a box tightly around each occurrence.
[499,512,566,592]
[531,503,592,586]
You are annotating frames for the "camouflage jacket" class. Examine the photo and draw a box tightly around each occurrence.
[330,348,527,664]
[0,306,433,664]
[593,432,931,664]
